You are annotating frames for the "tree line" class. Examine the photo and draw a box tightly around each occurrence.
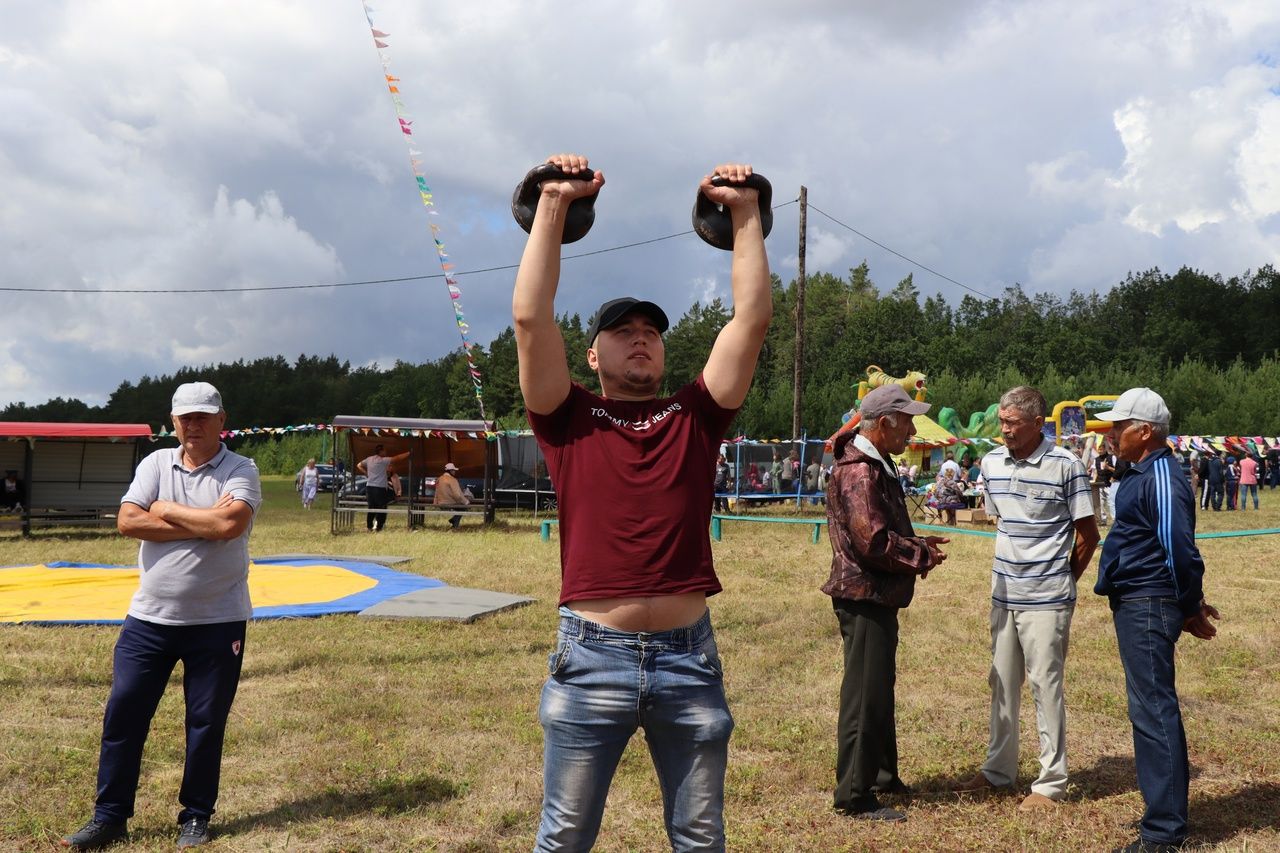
[5,264,1279,438]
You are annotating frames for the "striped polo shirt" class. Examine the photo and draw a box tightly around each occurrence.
[980,437,1094,610]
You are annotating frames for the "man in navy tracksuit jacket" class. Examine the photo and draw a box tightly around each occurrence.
[1094,388,1220,853]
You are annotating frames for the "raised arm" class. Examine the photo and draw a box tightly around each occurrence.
[701,164,773,409]
[513,154,604,415]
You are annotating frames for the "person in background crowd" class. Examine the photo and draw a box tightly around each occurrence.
[1191,451,1208,510]
[1094,447,1115,525]
[713,454,730,512]
[1,469,24,513]
[1224,454,1239,511]
[357,444,410,532]
[296,458,319,510]
[432,462,470,529]
[933,468,967,526]
[940,451,962,482]
[806,457,824,505]
[1238,453,1259,511]
[1206,451,1225,511]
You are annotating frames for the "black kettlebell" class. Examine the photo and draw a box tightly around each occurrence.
[692,172,773,250]
[511,163,599,244]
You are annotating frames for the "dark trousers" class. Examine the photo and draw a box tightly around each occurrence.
[1111,598,1188,846]
[1226,481,1238,510]
[94,616,246,825]
[832,598,900,811]
[366,485,390,530]
[1209,482,1224,511]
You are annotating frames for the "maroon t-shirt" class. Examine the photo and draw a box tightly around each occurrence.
[528,376,738,605]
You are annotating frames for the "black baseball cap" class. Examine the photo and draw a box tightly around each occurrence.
[586,297,669,345]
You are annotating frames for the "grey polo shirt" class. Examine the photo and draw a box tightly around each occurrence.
[362,454,391,488]
[121,445,262,625]
[980,437,1093,611]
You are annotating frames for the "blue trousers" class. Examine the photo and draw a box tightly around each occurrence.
[94,616,246,825]
[535,608,733,852]
[1111,597,1189,846]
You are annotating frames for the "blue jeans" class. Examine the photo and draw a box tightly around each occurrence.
[1240,483,1259,509]
[535,607,733,852]
[1111,597,1188,846]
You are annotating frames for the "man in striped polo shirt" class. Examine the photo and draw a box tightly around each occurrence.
[956,386,1099,811]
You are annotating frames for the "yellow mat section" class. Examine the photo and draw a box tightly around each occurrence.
[0,562,379,623]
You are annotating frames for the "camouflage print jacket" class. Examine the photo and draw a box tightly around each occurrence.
[820,431,933,608]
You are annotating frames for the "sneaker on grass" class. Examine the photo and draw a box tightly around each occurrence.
[60,820,128,850]
[177,817,211,849]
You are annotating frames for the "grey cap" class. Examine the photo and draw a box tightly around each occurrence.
[171,381,223,416]
[860,384,931,421]
[1096,388,1170,426]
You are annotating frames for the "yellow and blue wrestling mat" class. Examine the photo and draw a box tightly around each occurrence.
[0,558,443,625]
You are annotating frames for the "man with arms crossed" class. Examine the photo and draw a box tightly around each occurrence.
[956,386,1099,811]
[514,153,771,851]
[823,384,948,823]
[62,382,261,850]
[1095,388,1219,853]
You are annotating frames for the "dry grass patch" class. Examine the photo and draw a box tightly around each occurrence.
[1,477,1277,850]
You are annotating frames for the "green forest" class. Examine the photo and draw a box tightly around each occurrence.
[5,264,1280,441]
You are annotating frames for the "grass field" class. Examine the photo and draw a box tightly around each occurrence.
[2,478,1277,852]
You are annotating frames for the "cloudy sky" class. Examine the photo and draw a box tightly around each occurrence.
[2,1,1278,412]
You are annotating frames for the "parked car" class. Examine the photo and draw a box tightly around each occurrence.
[338,475,409,501]
[492,471,556,510]
[315,464,346,492]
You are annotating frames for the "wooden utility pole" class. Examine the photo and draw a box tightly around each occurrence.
[792,185,807,440]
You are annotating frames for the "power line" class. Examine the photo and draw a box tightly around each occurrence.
[0,200,801,295]
[806,202,994,300]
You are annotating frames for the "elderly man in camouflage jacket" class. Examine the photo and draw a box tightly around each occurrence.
[822,384,949,823]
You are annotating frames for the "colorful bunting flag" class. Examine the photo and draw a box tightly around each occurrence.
[361,1,488,420]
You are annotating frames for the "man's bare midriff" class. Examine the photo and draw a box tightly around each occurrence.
[570,591,708,632]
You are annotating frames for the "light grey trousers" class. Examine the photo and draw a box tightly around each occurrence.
[980,605,1073,799]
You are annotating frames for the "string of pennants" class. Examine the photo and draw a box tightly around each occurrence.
[141,424,1280,453]
[359,1,487,420]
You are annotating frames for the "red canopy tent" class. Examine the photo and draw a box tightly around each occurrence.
[0,422,153,535]
[0,422,152,439]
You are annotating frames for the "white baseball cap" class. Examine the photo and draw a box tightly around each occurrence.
[443,462,459,472]
[1096,387,1170,426]
[171,381,223,416]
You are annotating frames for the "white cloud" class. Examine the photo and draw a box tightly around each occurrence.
[1109,64,1280,234]
[2,0,1280,408]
